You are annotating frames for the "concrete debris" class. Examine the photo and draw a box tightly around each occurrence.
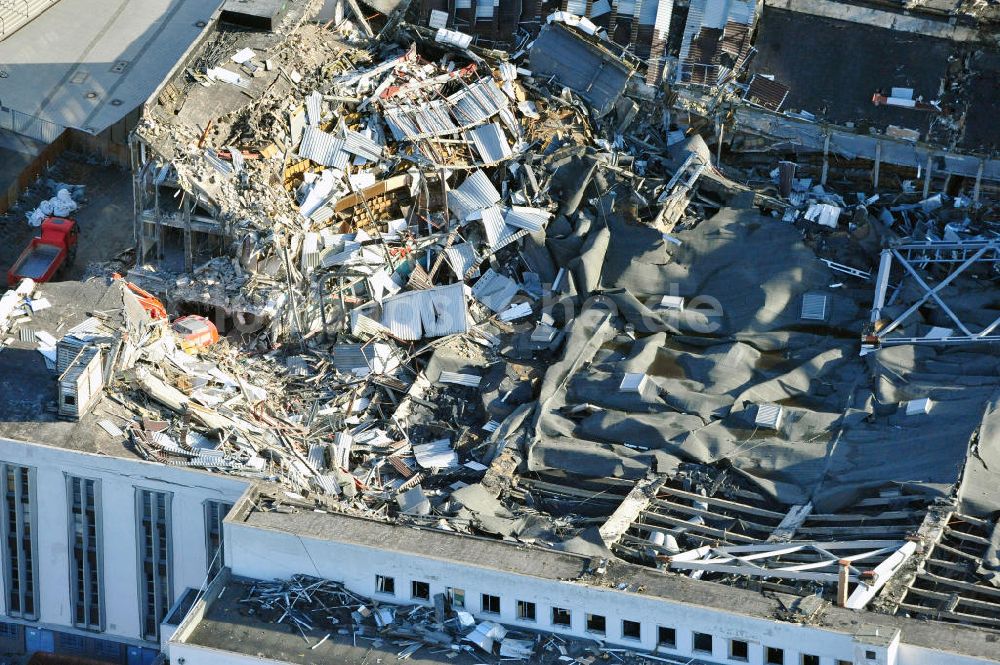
[3,0,999,640]
[238,574,688,663]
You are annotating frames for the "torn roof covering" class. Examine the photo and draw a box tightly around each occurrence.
[88,0,1000,637]
[528,22,635,117]
[677,0,756,85]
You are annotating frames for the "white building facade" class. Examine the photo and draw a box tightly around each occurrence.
[0,437,249,663]
[165,494,999,665]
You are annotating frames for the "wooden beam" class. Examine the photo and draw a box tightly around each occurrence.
[768,503,812,542]
[639,511,757,543]
[600,476,667,546]
[872,140,881,188]
[922,153,933,198]
[656,486,785,519]
[820,133,831,186]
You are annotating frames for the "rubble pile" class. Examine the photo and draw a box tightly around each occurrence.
[235,575,692,663]
[2,0,993,625]
[121,12,659,536]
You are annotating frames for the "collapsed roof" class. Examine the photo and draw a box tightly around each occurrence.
[0,0,998,645]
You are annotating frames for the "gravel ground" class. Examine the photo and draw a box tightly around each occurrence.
[0,152,134,284]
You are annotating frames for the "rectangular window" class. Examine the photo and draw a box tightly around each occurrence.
[411,580,430,600]
[516,600,535,621]
[2,464,38,620]
[585,613,606,634]
[866,652,877,661]
[203,501,231,579]
[622,619,641,640]
[376,575,395,595]
[136,489,172,641]
[481,594,500,614]
[552,607,571,627]
[657,626,676,648]
[448,587,465,608]
[837,661,853,665]
[766,647,785,664]
[68,476,103,631]
[730,639,749,661]
[693,632,713,654]
[802,656,820,665]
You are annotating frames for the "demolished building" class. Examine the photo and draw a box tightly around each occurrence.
[0,0,997,663]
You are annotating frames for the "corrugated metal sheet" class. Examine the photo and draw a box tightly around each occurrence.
[638,0,661,24]
[591,0,611,15]
[439,371,482,387]
[744,74,790,112]
[448,170,502,220]
[413,438,459,468]
[301,232,322,272]
[471,268,519,312]
[480,206,508,247]
[310,206,334,223]
[504,206,550,231]
[566,0,586,13]
[801,293,829,321]
[65,316,109,340]
[381,283,468,340]
[407,263,433,290]
[465,122,511,163]
[384,107,421,140]
[450,89,492,126]
[204,148,234,175]
[300,126,349,167]
[382,292,423,341]
[332,432,353,468]
[444,242,480,278]
[421,283,469,337]
[333,344,370,373]
[342,129,383,161]
[755,403,784,430]
[308,444,327,470]
[652,0,674,34]
[412,100,459,135]
[529,24,633,117]
[306,90,323,126]
[388,455,415,479]
[478,206,527,249]
[313,475,340,495]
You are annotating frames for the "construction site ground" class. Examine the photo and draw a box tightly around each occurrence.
[0,152,133,282]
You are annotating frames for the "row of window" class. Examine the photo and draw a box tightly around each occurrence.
[0,464,231,641]
[373,574,872,665]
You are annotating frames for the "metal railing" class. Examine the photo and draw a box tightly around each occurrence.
[0,107,64,143]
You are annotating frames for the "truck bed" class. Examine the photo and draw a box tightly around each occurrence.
[13,244,61,279]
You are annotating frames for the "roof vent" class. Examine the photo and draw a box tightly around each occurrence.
[659,295,685,311]
[755,403,784,430]
[620,373,649,393]
[801,293,829,321]
[905,398,933,416]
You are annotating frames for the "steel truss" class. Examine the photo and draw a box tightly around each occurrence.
[668,540,916,609]
[865,239,1000,348]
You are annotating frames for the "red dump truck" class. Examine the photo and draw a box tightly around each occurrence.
[7,216,79,287]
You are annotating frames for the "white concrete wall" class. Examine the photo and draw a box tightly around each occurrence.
[225,521,939,665]
[0,437,249,645]
[895,645,999,665]
[169,643,288,665]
